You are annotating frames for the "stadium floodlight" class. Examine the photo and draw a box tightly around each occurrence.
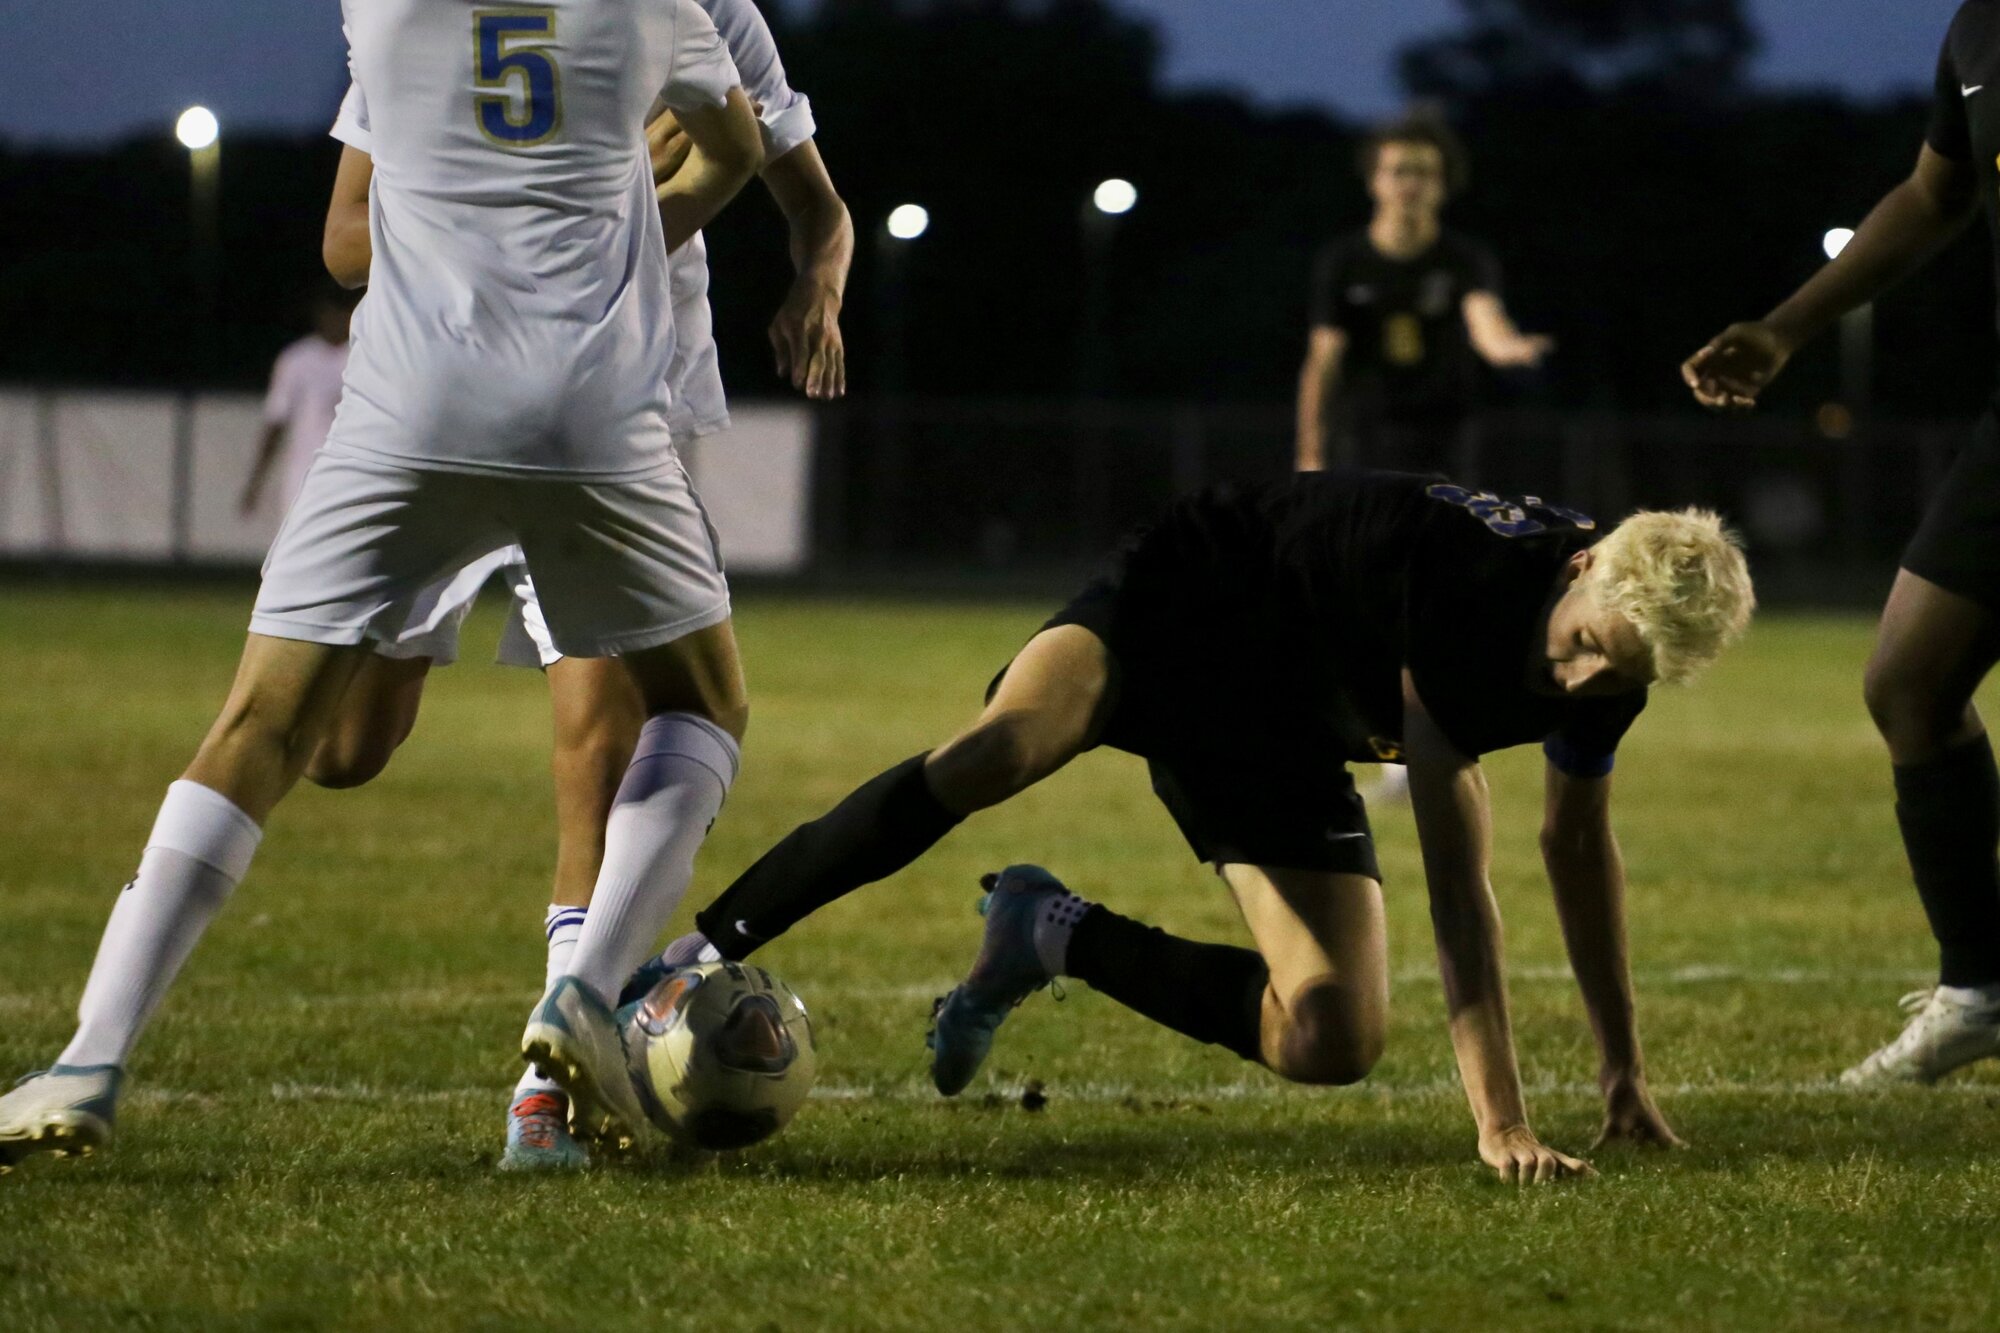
[886,203,930,241]
[1822,227,1855,261]
[176,106,220,151]
[1092,178,1138,216]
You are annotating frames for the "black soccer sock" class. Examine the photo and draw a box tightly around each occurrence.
[1064,904,1268,1063]
[1894,732,2000,988]
[694,753,962,959]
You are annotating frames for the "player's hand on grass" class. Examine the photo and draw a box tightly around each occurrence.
[770,278,846,400]
[1594,1079,1686,1150]
[1682,321,1793,411]
[1478,1125,1596,1185]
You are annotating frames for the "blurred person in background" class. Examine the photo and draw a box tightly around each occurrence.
[1684,0,2000,1088]
[1297,113,1553,804]
[238,284,360,519]
[1294,112,1551,480]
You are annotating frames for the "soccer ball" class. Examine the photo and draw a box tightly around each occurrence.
[619,961,817,1150]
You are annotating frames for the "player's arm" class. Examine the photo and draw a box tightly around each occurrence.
[1404,678,1593,1184]
[1295,326,1346,472]
[1462,291,1553,369]
[1541,759,1684,1150]
[656,88,765,253]
[761,141,853,399]
[238,423,288,517]
[322,145,374,290]
[1683,143,1976,409]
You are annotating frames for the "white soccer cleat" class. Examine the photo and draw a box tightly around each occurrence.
[0,1065,122,1173]
[1840,987,2000,1086]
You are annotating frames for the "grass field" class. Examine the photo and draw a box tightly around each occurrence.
[4,584,2000,1331]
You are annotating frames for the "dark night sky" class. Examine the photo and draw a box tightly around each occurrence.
[13,0,1955,146]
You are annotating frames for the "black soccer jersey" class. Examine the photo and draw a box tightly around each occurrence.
[1071,471,1646,774]
[1933,2,2000,340]
[1307,231,1501,428]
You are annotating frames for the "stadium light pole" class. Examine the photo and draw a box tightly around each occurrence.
[870,204,930,560]
[876,204,929,395]
[1823,227,1872,414]
[178,107,222,382]
[1077,179,1137,399]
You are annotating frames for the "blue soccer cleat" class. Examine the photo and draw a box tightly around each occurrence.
[927,865,1069,1096]
[0,1064,122,1173]
[499,1087,590,1172]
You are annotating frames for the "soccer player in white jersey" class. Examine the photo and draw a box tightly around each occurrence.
[302,0,852,1170]
[239,286,359,519]
[0,0,768,1173]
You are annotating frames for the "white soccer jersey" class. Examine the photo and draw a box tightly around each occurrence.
[261,333,350,509]
[661,0,817,440]
[330,0,741,480]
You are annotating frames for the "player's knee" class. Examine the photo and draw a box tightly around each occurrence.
[930,714,1059,809]
[1863,657,1960,755]
[1270,982,1384,1087]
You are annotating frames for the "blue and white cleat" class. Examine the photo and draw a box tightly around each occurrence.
[499,1088,590,1172]
[520,976,646,1153]
[618,932,721,1009]
[0,1064,122,1173]
[927,865,1067,1096]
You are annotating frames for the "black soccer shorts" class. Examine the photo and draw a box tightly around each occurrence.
[1904,407,2000,616]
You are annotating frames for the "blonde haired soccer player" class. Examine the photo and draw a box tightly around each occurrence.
[0,0,769,1172]
[643,471,1752,1184]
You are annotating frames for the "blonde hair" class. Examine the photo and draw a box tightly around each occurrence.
[1585,508,1755,686]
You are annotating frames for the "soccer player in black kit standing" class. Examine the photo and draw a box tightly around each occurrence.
[1294,114,1552,477]
[1684,0,2000,1084]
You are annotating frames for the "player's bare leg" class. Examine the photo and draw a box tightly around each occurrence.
[1846,569,2000,1084]
[1,634,368,1171]
[303,653,434,789]
[521,620,749,1151]
[1220,865,1388,1085]
[644,624,1112,973]
[505,655,644,1170]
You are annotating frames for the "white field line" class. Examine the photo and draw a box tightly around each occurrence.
[118,1075,2000,1111]
[0,966,1942,1015]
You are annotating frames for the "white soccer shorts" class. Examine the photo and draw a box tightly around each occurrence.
[250,449,730,660]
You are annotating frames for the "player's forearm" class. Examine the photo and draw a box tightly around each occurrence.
[1543,823,1644,1084]
[1431,876,1532,1136]
[1764,174,1973,351]
[1295,361,1337,470]
[659,149,760,252]
[784,195,853,300]
[323,218,371,289]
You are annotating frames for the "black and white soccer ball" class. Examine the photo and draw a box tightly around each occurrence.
[619,961,817,1150]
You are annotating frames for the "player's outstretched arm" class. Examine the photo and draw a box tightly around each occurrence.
[1294,326,1346,472]
[1541,761,1684,1151]
[1682,144,1975,411]
[1405,683,1593,1185]
[322,146,374,290]
[656,89,765,253]
[761,141,852,400]
[1462,292,1553,370]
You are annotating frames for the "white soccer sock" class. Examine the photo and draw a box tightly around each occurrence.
[563,713,739,1006]
[515,904,588,1099]
[1034,890,1094,978]
[59,781,262,1069]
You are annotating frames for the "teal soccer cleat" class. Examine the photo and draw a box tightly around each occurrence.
[927,865,1068,1096]
[0,1064,122,1173]
[520,976,646,1153]
[499,1088,590,1172]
